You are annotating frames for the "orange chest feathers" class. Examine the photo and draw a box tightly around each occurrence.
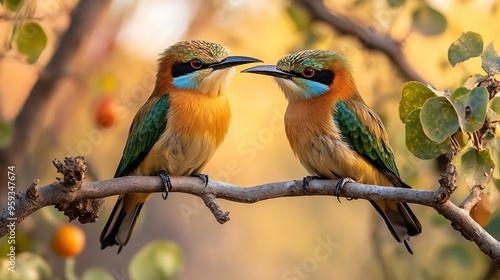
[284,94,340,149]
[167,91,231,145]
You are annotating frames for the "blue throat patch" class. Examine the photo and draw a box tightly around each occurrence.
[172,72,198,90]
[301,79,329,98]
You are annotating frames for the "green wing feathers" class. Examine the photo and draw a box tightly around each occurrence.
[114,95,170,177]
[334,100,400,178]
[335,100,422,253]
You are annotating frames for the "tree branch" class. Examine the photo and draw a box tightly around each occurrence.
[459,185,483,213]
[295,0,428,84]
[1,158,499,265]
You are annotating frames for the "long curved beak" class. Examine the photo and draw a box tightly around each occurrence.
[241,65,294,80]
[212,56,262,70]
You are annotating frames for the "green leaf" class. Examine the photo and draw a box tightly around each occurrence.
[82,268,115,280]
[420,96,459,142]
[405,108,452,159]
[486,108,500,122]
[129,241,183,280]
[399,81,436,123]
[286,3,311,32]
[448,32,483,67]
[4,0,22,11]
[15,22,47,64]
[450,87,488,132]
[0,121,13,148]
[453,147,494,188]
[0,252,52,280]
[387,0,406,8]
[463,74,487,90]
[411,5,447,36]
[483,131,500,190]
[481,42,500,75]
[490,97,500,114]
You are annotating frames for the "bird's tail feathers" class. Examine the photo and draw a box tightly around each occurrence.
[99,196,145,253]
[370,200,422,254]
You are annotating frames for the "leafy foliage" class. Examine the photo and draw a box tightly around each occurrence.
[404,108,452,159]
[450,87,489,132]
[0,121,13,148]
[447,32,483,67]
[129,241,184,280]
[453,147,494,188]
[0,252,52,280]
[402,31,500,228]
[420,96,459,142]
[81,268,115,280]
[402,32,500,160]
[399,81,437,122]
[3,0,22,12]
[411,5,447,36]
[15,22,47,64]
[481,43,500,76]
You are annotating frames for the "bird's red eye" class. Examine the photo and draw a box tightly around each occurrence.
[302,67,315,78]
[190,59,203,69]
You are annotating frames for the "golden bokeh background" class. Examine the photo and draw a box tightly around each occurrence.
[1,0,500,279]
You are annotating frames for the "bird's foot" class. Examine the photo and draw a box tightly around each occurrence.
[157,170,172,200]
[301,176,322,193]
[334,177,356,203]
[193,173,209,187]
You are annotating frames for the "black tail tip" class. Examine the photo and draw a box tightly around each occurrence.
[404,240,414,255]
[100,242,123,255]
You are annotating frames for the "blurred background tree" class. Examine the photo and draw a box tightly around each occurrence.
[0,0,499,279]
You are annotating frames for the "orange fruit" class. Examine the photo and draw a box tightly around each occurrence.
[470,192,492,227]
[95,96,117,129]
[51,224,86,257]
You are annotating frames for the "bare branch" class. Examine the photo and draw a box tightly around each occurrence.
[1,156,499,264]
[435,150,459,203]
[295,0,427,84]
[459,185,483,213]
[200,193,230,224]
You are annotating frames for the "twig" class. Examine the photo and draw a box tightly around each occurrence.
[295,0,427,84]
[435,150,459,203]
[1,157,499,264]
[459,185,483,213]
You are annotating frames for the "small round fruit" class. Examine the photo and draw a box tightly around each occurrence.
[95,96,117,129]
[470,193,492,227]
[51,224,86,257]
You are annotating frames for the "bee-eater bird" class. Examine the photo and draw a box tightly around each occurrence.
[242,50,421,253]
[100,40,261,253]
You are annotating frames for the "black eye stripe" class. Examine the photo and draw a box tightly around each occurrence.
[171,60,210,78]
[309,69,334,85]
[290,69,335,86]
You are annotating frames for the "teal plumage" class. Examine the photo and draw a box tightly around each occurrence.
[114,95,170,177]
[335,100,400,179]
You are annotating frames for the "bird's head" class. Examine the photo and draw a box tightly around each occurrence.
[242,50,358,102]
[154,40,261,97]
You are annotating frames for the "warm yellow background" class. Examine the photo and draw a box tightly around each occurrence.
[1,0,499,279]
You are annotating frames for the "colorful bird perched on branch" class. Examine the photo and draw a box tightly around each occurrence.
[100,40,261,253]
[242,50,421,253]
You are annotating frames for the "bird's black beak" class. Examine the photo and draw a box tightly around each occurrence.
[212,56,262,70]
[241,65,294,80]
